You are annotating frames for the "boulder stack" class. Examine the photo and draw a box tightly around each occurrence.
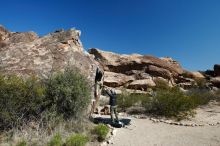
[88,48,185,91]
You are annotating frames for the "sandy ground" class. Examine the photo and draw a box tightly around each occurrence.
[109,101,220,146]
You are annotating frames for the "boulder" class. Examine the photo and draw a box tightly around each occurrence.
[153,77,173,87]
[88,48,183,74]
[128,78,156,91]
[88,48,184,83]
[146,65,173,80]
[214,64,220,76]
[160,57,182,70]
[104,71,135,87]
[210,77,220,87]
[204,70,215,77]
[183,71,205,79]
[178,82,194,89]
[0,26,97,91]
[8,32,38,43]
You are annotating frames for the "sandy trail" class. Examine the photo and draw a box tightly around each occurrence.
[111,118,220,146]
[110,101,220,146]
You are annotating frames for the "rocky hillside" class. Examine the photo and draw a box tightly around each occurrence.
[88,48,219,92]
[0,25,219,95]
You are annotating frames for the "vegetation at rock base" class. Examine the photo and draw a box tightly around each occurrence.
[45,68,91,120]
[0,68,91,130]
[0,74,47,130]
[147,87,195,119]
[65,134,89,146]
[0,68,92,145]
[92,124,109,142]
[15,140,27,146]
[117,81,220,120]
[47,133,63,146]
[117,91,150,112]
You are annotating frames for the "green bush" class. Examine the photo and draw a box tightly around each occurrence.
[93,124,109,142]
[116,82,218,119]
[0,75,46,129]
[117,89,151,111]
[65,134,88,146]
[143,87,217,119]
[186,88,216,106]
[47,133,63,146]
[46,68,91,119]
[117,93,135,110]
[0,68,91,131]
[147,87,194,118]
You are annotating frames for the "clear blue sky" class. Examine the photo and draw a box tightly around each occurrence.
[1,0,220,71]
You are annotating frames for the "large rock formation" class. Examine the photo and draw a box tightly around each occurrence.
[1,25,219,93]
[88,48,184,90]
[0,25,97,87]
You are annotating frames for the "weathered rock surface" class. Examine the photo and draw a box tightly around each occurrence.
[0,25,97,86]
[89,48,184,90]
[1,25,219,93]
[104,71,135,87]
[210,77,220,88]
[127,78,156,90]
[89,48,183,75]
[145,65,173,82]
[183,71,205,79]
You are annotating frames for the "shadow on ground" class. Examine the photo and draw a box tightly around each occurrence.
[93,117,131,128]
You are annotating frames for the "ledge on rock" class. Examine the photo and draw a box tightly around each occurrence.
[127,79,156,91]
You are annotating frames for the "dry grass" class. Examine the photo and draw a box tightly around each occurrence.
[1,117,93,146]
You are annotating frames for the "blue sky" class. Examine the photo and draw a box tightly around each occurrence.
[0,0,220,71]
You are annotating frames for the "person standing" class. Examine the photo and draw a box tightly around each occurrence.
[105,88,119,123]
[90,64,104,117]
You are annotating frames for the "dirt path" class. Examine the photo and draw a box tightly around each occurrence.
[110,101,220,146]
[111,118,220,146]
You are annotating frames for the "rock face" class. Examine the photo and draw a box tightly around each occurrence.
[127,79,156,90]
[210,77,220,88]
[0,25,97,88]
[89,48,184,90]
[214,64,220,76]
[104,71,135,87]
[1,25,219,93]
[184,71,205,79]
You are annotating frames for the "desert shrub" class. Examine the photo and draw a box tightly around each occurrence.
[0,75,46,130]
[0,68,91,131]
[117,89,151,111]
[15,140,27,146]
[117,93,135,111]
[47,133,63,146]
[65,134,88,146]
[117,80,218,119]
[144,87,195,118]
[186,88,216,106]
[92,124,109,142]
[117,93,152,114]
[45,68,91,119]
